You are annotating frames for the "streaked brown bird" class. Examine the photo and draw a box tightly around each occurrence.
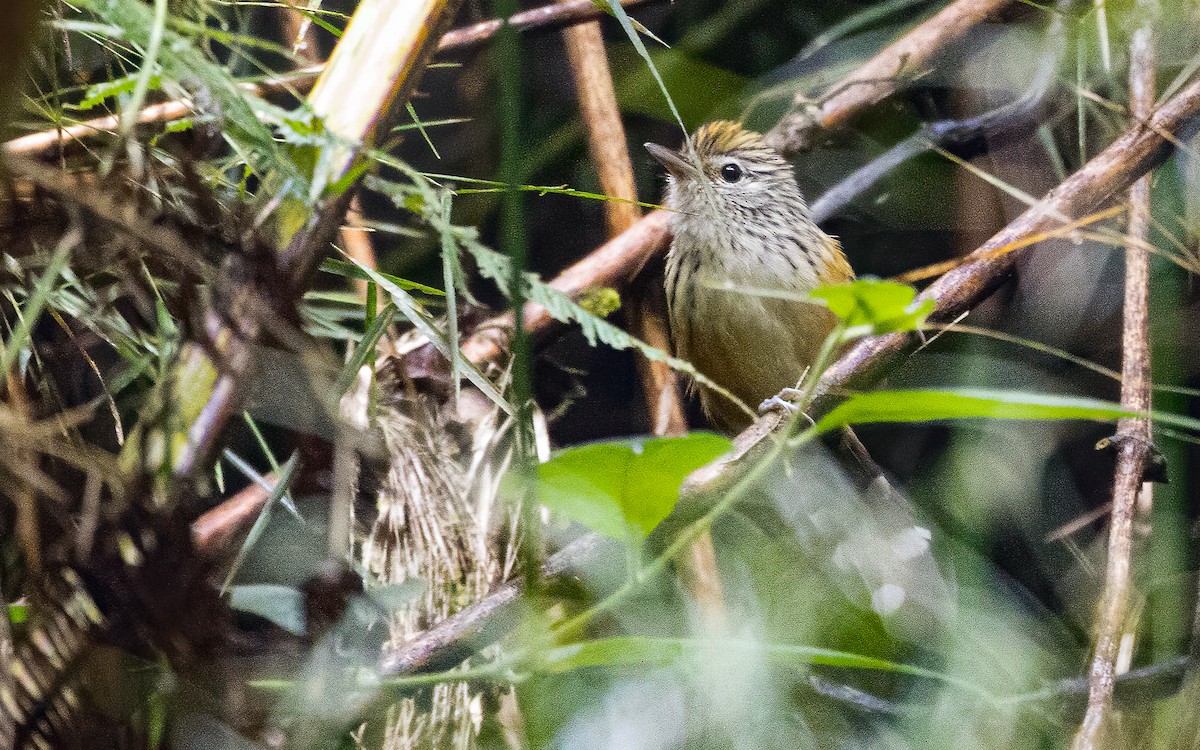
[646,121,854,433]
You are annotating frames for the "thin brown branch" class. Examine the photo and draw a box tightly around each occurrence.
[765,0,1013,156]
[562,14,640,236]
[192,479,271,559]
[1073,5,1158,747]
[808,72,1200,416]
[2,0,658,160]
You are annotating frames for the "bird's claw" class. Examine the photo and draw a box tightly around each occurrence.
[758,387,805,415]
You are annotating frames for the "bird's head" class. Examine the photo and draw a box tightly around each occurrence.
[645,121,804,218]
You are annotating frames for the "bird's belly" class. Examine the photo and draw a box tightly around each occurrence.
[682,285,837,431]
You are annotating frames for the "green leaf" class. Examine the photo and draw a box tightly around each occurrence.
[72,0,299,184]
[77,73,162,110]
[229,584,306,635]
[813,388,1200,436]
[536,433,731,540]
[810,278,933,336]
[319,258,445,296]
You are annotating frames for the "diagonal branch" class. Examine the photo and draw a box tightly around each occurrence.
[171,0,463,477]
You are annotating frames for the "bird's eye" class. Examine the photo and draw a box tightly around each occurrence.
[720,163,743,183]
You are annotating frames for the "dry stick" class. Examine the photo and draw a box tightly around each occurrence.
[275,0,379,303]
[765,0,1014,156]
[380,72,1200,679]
[1072,7,1159,749]
[1,0,657,160]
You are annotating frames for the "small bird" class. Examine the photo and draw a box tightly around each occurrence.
[646,121,853,434]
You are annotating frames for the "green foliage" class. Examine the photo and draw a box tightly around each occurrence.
[813,388,1200,436]
[535,433,731,540]
[70,0,301,186]
[811,277,934,339]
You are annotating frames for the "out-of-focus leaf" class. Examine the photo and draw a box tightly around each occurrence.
[576,287,621,318]
[813,388,1200,435]
[544,636,981,694]
[614,46,747,127]
[229,584,306,635]
[536,433,732,540]
[810,278,933,337]
[7,603,28,625]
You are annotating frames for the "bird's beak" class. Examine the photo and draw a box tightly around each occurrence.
[645,142,697,179]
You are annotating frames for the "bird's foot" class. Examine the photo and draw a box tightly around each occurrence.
[758,387,805,415]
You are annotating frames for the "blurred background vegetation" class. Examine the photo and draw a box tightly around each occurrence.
[2,0,1200,748]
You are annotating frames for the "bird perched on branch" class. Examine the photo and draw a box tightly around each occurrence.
[646,121,854,433]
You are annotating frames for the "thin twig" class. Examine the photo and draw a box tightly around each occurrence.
[765,0,1014,156]
[2,0,659,159]
[1073,4,1158,747]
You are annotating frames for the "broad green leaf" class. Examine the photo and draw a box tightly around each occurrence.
[810,278,933,336]
[536,433,732,540]
[614,47,748,126]
[814,388,1200,436]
